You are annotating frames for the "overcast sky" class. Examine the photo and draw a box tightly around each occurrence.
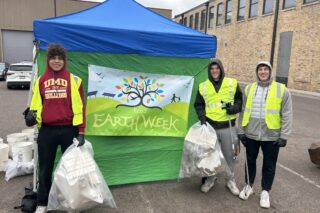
[86,0,208,16]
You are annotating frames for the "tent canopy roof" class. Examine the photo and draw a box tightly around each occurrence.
[33,0,216,58]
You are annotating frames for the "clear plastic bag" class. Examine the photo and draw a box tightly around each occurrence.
[4,159,34,181]
[179,122,229,178]
[47,139,116,212]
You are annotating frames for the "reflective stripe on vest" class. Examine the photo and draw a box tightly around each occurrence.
[199,77,237,122]
[242,81,285,129]
[30,73,83,127]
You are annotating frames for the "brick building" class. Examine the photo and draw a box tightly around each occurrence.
[175,0,320,92]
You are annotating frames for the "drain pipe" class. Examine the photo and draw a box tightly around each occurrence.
[270,0,280,66]
[204,2,209,34]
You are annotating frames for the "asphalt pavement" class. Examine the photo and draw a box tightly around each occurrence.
[0,80,319,213]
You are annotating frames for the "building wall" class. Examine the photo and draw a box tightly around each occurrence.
[175,0,320,92]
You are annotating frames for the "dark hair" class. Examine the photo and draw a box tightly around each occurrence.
[46,44,66,61]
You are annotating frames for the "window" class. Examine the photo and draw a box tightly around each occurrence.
[283,0,295,9]
[263,0,274,14]
[249,0,258,18]
[200,10,206,30]
[216,3,223,26]
[208,6,214,28]
[195,13,200,30]
[304,0,317,3]
[238,0,246,21]
[225,0,233,24]
[179,19,183,24]
[189,15,194,28]
[183,17,187,26]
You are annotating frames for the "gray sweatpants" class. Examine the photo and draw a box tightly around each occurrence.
[215,127,239,182]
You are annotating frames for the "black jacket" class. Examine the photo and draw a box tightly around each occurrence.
[194,59,243,129]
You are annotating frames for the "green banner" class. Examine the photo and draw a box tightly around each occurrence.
[86,65,194,137]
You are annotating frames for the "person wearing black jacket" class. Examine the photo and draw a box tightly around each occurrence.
[194,58,243,195]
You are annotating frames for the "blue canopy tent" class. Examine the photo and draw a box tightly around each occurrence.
[33,0,217,185]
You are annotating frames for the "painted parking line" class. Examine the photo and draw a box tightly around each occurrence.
[278,163,320,189]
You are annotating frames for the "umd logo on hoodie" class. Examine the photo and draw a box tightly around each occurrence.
[44,78,68,99]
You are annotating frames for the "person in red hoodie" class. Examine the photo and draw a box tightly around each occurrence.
[24,44,86,213]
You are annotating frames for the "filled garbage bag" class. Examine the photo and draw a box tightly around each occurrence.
[179,122,228,178]
[5,159,34,181]
[47,139,116,212]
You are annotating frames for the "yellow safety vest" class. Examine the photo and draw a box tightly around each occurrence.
[199,77,237,122]
[242,81,285,129]
[30,73,83,127]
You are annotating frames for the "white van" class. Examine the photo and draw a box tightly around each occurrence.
[6,62,33,89]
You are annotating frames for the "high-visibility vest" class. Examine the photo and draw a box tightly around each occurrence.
[199,77,237,122]
[242,81,285,129]
[30,73,83,127]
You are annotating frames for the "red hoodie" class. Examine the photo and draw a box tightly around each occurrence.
[39,62,86,133]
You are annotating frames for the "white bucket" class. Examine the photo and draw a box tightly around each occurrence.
[0,143,9,171]
[22,129,34,134]
[7,133,30,157]
[12,142,33,163]
[22,129,35,142]
[0,137,3,143]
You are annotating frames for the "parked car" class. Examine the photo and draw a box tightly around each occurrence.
[0,62,9,80]
[6,61,33,89]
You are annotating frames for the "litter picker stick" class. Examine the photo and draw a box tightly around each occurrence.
[28,40,40,192]
[244,145,250,195]
[26,40,40,107]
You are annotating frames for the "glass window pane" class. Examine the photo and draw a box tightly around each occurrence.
[209,6,214,28]
[238,8,245,20]
[284,0,295,8]
[250,3,258,17]
[217,4,223,26]
[239,0,246,7]
[264,0,274,14]
[304,0,317,3]
[189,15,193,28]
[195,13,199,29]
[201,10,206,30]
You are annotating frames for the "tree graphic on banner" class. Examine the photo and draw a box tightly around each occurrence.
[115,76,165,109]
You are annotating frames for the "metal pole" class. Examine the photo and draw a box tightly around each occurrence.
[270,0,280,66]
[54,0,57,17]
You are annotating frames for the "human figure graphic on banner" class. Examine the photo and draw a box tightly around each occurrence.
[171,93,180,103]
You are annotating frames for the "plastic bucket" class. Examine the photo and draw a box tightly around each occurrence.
[21,129,35,142]
[0,143,9,171]
[7,133,30,157]
[21,129,34,134]
[12,142,33,163]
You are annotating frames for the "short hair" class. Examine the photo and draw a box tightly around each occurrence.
[46,44,66,61]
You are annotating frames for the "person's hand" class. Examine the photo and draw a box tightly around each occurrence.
[238,134,247,147]
[23,108,37,127]
[77,134,85,147]
[221,102,236,115]
[273,138,287,147]
[200,116,207,126]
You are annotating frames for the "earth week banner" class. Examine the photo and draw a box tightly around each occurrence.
[85,65,194,137]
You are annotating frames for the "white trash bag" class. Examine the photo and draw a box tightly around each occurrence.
[179,122,226,178]
[4,159,34,181]
[47,139,116,212]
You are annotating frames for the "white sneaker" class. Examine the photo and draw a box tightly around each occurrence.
[201,176,217,193]
[239,185,254,200]
[260,190,270,208]
[226,180,240,195]
[35,206,47,213]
